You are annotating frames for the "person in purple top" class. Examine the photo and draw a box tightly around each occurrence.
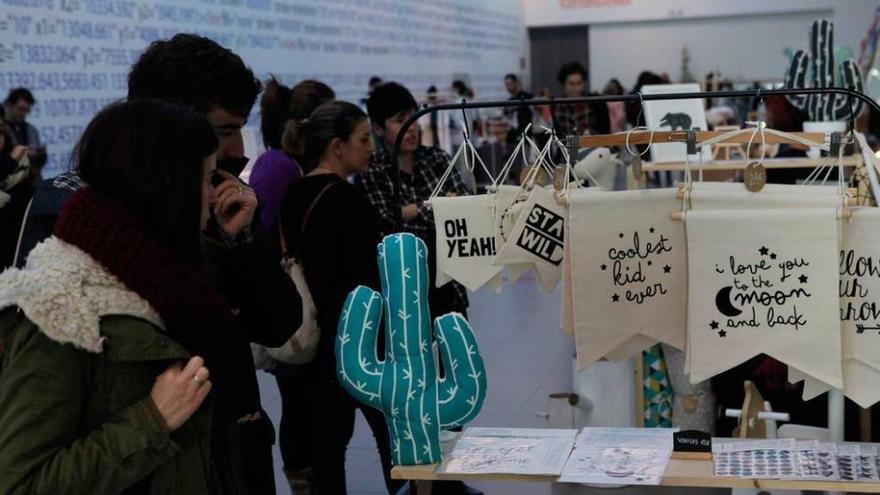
[250,78,335,243]
[248,77,334,494]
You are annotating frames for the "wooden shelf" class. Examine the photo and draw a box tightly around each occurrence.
[392,458,880,491]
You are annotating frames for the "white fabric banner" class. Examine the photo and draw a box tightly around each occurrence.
[685,208,842,388]
[495,186,567,291]
[567,188,687,369]
[493,184,534,284]
[791,208,880,407]
[687,182,844,389]
[431,195,503,292]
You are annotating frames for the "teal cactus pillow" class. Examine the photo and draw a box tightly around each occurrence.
[336,233,487,465]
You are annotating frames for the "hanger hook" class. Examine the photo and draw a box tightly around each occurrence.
[460,98,470,141]
[745,120,767,166]
[625,92,654,158]
[754,86,765,117]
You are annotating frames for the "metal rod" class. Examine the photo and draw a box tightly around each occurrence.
[389,87,880,231]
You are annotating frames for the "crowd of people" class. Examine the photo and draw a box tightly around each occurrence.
[2,31,870,495]
[0,33,483,495]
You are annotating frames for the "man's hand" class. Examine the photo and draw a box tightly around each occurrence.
[10,146,27,162]
[213,170,257,237]
[402,203,419,221]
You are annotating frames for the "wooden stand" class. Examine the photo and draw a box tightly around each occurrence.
[391,459,880,492]
[733,381,767,439]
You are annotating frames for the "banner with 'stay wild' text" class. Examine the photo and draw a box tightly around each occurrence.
[567,188,686,369]
[686,208,842,388]
[495,186,567,291]
[431,195,503,292]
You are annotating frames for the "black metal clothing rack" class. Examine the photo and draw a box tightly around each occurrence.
[389,87,880,231]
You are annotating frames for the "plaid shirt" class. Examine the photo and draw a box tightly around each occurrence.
[360,144,470,308]
[553,101,591,137]
[360,144,470,236]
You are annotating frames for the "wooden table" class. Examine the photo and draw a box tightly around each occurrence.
[392,458,880,492]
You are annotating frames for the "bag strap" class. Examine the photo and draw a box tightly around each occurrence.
[279,180,339,259]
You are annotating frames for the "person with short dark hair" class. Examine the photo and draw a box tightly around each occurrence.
[361,82,470,317]
[503,73,534,146]
[3,88,40,151]
[553,61,610,136]
[0,98,256,494]
[0,105,32,271]
[361,83,482,495]
[280,101,404,495]
[13,34,302,495]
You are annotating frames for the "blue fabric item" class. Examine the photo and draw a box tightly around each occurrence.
[336,233,486,465]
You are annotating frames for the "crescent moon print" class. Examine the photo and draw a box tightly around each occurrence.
[715,286,742,317]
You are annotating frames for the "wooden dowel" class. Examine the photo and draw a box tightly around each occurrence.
[641,156,862,173]
[671,209,853,222]
[674,189,858,206]
[579,131,827,148]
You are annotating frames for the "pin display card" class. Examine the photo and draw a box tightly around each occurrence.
[712,439,797,478]
[568,188,686,369]
[685,208,842,387]
[495,186,567,291]
[431,195,503,292]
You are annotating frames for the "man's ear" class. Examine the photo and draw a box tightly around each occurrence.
[372,122,385,139]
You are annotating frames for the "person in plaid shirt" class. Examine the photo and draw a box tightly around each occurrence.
[360,82,471,324]
[552,61,610,138]
[360,79,482,495]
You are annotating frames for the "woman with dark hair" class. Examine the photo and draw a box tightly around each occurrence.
[280,101,404,495]
[250,77,335,493]
[250,77,335,239]
[0,99,257,493]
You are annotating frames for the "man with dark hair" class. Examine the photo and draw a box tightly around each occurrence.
[553,61,610,137]
[3,88,40,150]
[503,73,534,147]
[361,82,481,495]
[14,33,301,495]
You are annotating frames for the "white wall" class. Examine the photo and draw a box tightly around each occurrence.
[2,0,526,177]
[525,0,879,92]
[589,10,830,91]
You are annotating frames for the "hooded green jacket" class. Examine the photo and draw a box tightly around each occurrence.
[0,236,247,494]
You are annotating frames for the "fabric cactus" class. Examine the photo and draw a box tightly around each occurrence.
[336,233,487,465]
[785,19,864,121]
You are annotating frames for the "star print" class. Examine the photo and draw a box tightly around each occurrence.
[770,253,777,260]
[619,233,624,238]
[718,330,727,338]
[759,246,769,256]
[600,264,607,271]
[649,227,655,234]
[612,294,620,302]
[799,274,808,284]
[663,265,671,274]
[709,321,719,330]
